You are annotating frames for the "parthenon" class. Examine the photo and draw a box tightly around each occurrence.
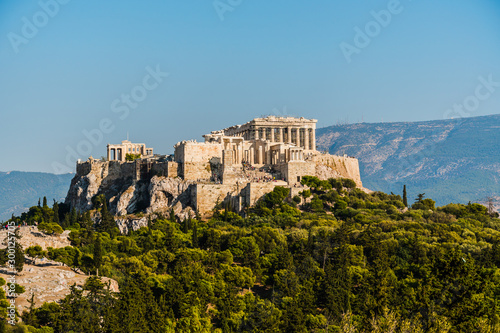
[200,116,317,166]
[213,116,316,150]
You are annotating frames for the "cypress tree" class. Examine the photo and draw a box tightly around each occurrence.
[93,235,102,274]
[42,196,48,208]
[70,207,78,227]
[14,229,24,273]
[53,202,60,224]
[169,208,176,223]
[62,213,70,229]
[403,185,408,207]
[99,201,117,238]
[192,221,198,248]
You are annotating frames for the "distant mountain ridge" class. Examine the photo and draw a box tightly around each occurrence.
[316,114,500,206]
[0,171,73,221]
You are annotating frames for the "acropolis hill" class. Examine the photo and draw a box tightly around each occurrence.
[65,116,363,227]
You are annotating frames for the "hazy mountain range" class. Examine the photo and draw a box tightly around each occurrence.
[2,114,499,220]
[316,114,500,206]
[0,171,73,221]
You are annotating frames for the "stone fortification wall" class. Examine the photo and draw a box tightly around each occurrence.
[151,161,179,178]
[175,142,222,163]
[193,181,288,216]
[313,155,362,187]
[242,182,286,208]
[281,161,316,185]
[175,142,222,180]
[192,183,238,215]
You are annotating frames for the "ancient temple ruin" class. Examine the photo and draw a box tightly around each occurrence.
[70,116,362,219]
[107,140,154,161]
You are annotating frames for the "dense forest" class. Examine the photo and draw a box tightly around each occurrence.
[2,176,500,332]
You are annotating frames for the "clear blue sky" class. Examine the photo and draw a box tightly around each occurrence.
[1,0,499,173]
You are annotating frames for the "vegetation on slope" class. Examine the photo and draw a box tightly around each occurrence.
[2,177,500,332]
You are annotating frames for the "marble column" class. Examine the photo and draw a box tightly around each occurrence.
[279,128,284,142]
[295,129,300,147]
[311,128,316,151]
[304,128,310,150]
[287,127,292,144]
[255,127,259,140]
[270,127,275,142]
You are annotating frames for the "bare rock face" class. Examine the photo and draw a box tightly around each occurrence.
[114,184,136,216]
[0,227,71,251]
[65,161,196,232]
[113,182,150,216]
[115,216,149,234]
[0,265,118,314]
[148,176,192,212]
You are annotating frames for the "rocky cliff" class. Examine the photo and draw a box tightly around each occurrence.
[65,159,196,223]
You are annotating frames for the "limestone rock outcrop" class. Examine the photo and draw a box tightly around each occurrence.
[65,160,196,231]
[0,227,71,251]
[0,265,118,314]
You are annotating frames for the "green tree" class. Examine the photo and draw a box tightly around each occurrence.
[70,207,78,227]
[125,153,141,161]
[98,201,118,238]
[415,193,425,203]
[231,237,260,271]
[52,202,60,224]
[25,245,46,265]
[403,185,408,207]
[192,220,199,248]
[341,178,356,189]
[169,208,176,223]
[93,235,103,274]
[14,229,24,273]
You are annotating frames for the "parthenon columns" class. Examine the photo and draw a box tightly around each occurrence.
[295,128,300,147]
[255,127,259,140]
[270,127,274,142]
[305,128,310,150]
[287,127,292,144]
[279,128,283,142]
[311,129,316,151]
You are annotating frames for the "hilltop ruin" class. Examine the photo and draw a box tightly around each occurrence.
[65,116,363,226]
